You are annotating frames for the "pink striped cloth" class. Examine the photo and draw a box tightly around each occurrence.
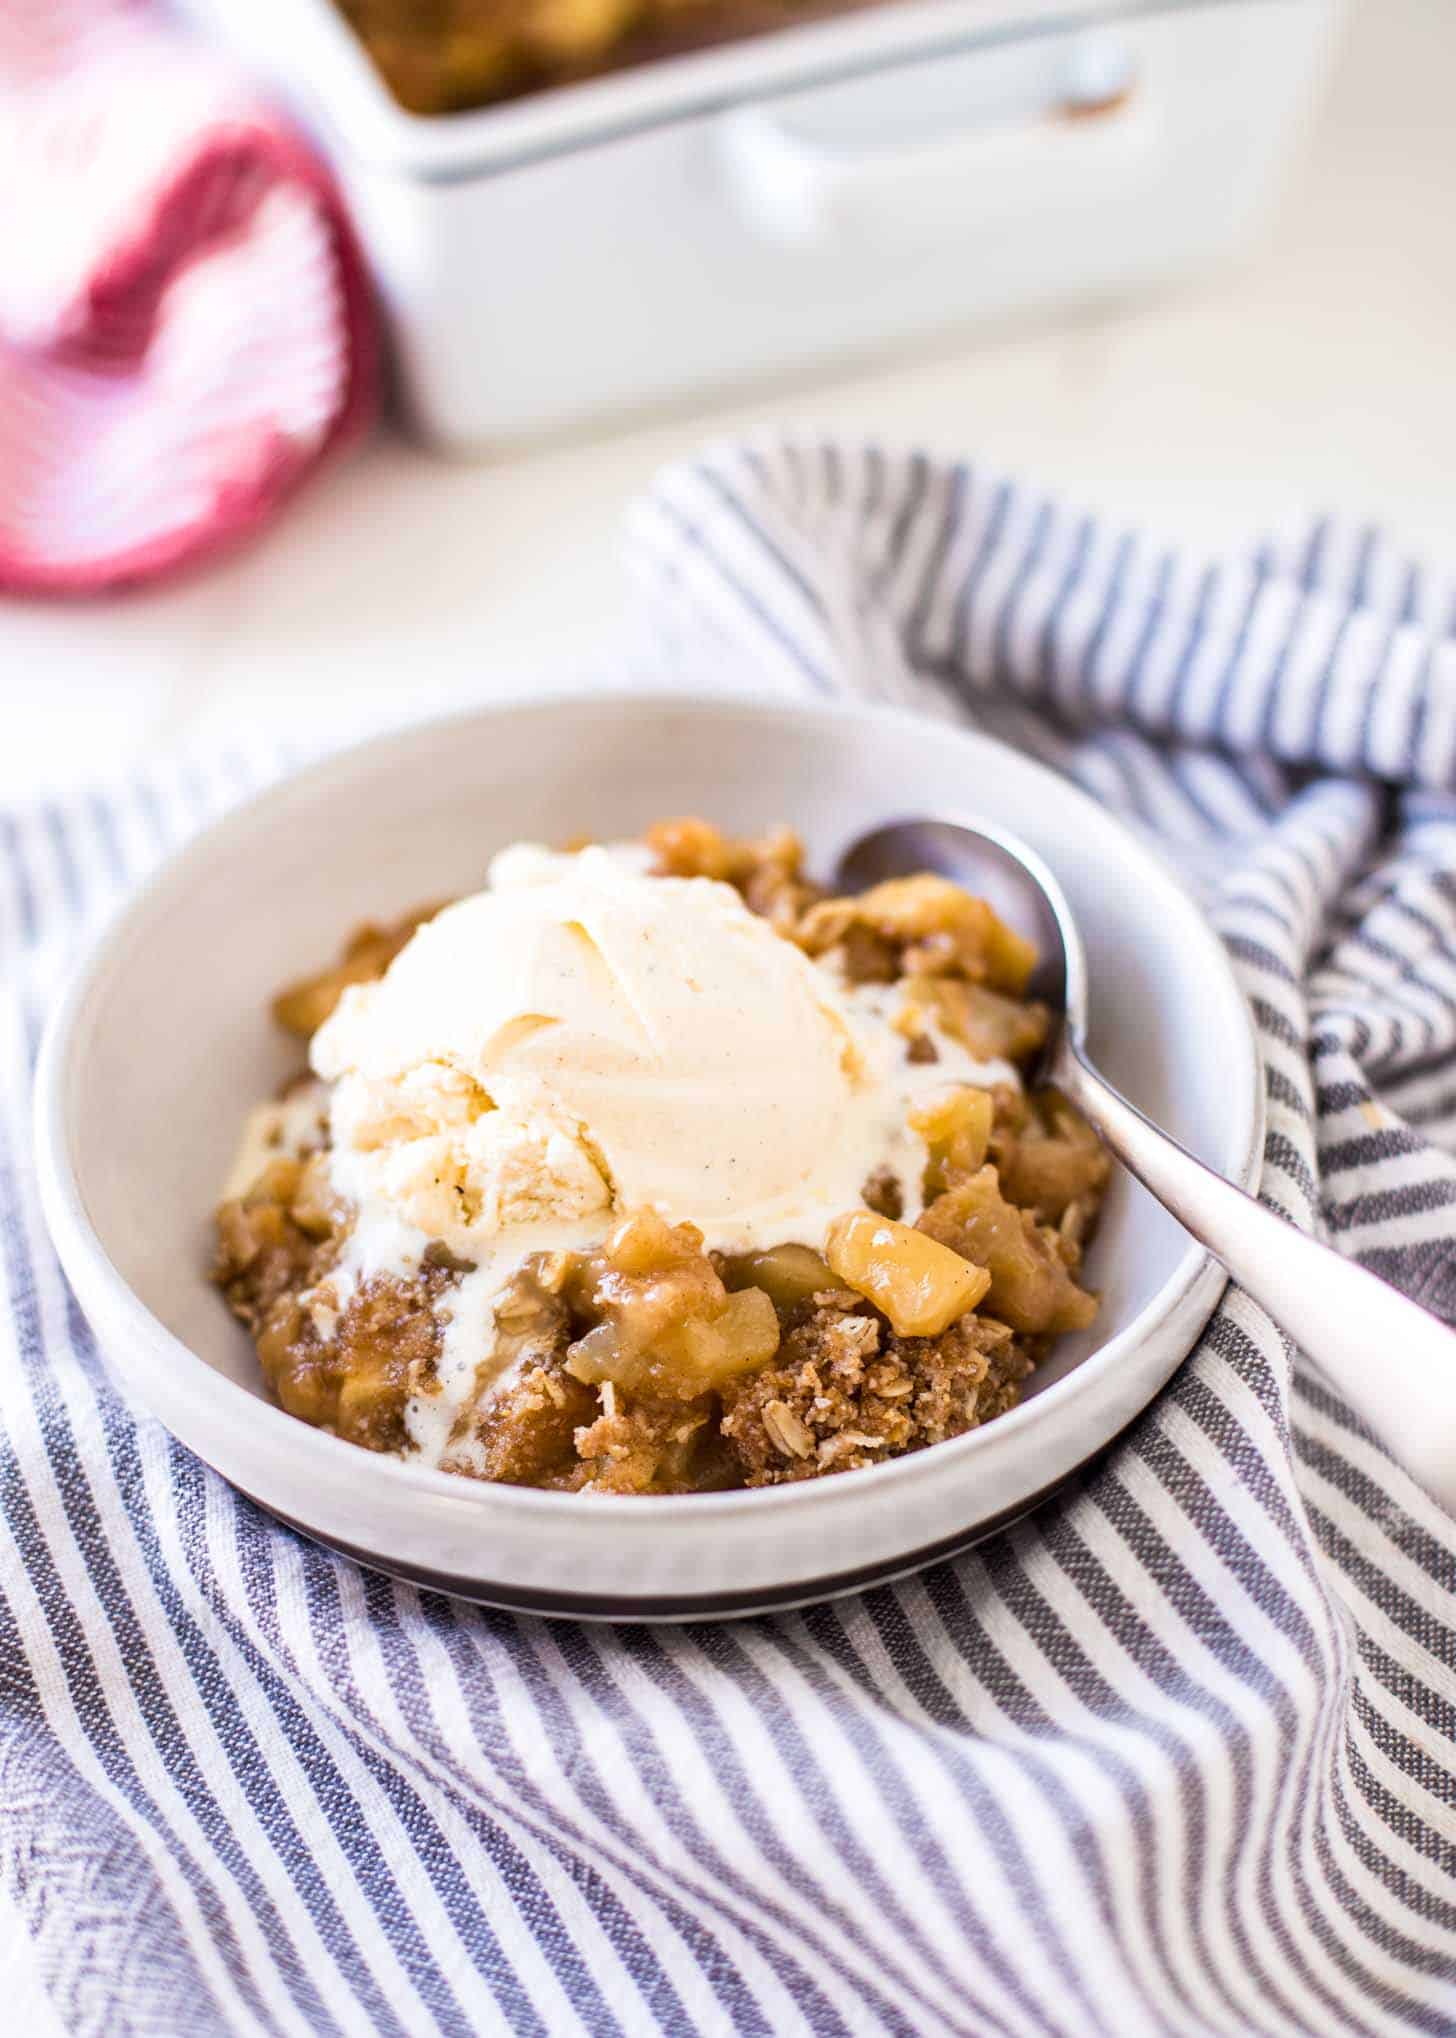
[0,1,375,594]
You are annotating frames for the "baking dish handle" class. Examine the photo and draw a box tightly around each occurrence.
[719,32,1151,248]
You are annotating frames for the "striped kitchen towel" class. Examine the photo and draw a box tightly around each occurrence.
[5,441,1456,2036]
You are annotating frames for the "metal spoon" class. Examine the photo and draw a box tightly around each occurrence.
[836,816,1456,1513]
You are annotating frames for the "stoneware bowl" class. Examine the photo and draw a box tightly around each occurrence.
[36,694,1263,1620]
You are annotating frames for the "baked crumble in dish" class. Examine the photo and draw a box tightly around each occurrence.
[213,820,1110,1494]
[336,0,870,117]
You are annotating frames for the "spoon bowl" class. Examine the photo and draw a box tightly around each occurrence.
[835,814,1082,1046]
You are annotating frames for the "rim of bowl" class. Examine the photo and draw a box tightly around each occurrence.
[34,689,1265,1525]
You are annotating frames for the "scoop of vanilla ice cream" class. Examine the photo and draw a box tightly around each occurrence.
[311,844,920,1257]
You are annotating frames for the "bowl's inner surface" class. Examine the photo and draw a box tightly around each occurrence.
[62,698,1254,1417]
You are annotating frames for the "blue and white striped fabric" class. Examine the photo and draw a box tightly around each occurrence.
[5,439,1456,2036]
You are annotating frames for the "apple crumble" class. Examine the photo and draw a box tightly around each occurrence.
[335,0,869,117]
[213,820,1109,1493]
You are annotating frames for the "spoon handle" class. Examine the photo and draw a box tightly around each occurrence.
[1057,1042,1456,1513]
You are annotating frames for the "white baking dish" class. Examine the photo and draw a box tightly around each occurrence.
[180,0,1341,450]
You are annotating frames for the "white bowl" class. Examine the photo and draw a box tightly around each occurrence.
[35,694,1262,1620]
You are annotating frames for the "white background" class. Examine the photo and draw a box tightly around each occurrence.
[6,0,1456,805]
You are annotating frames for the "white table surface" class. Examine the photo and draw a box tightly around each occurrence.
[2,0,1453,2016]
[6,0,1456,806]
